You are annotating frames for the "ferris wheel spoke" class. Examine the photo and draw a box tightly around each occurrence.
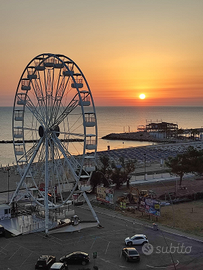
[53,64,73,106]
[25,95,46,126]
[23,127,39,132]
[47,137,67,182]
[24,143,40,162]
[53,93,79,128]
[56,138,82,173]
[49,73,69,124]
[52,148,69,187]
[48,64,78,127]
[59,131,85,138]
[45,70,55,125]
[45,65,70,127]
[47,139,78,203]
[15,141,40,167]
[29,77,47,121]
[10,136,44,204]
[37,142,46,164]
[51,134,82,180]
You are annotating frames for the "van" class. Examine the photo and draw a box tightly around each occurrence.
[50,262,68,270]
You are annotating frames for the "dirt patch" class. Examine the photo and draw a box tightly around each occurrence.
[115,178,203,237]
[119,200,203,237]
[160,200,203,236]
[129,178,203,199]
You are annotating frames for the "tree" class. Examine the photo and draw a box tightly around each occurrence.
[119,157,136,189]
[99,155,111,175]
[165,146,203,186]
[91,154,136,190]
[111,161,123,189]
[165,154,189,186]
[90,155,112,191]
[111,157,136,189]
[90,170,109,192]
[185,146,203,175]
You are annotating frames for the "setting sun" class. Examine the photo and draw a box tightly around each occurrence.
[139,93,146,100]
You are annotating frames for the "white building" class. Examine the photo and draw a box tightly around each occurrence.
[0,204,11,220]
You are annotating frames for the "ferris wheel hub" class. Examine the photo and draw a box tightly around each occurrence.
[38,126,44,137]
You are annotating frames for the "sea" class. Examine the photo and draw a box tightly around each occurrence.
[1,106,203,167]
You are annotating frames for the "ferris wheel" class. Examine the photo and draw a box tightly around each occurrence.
[10,53,98,213]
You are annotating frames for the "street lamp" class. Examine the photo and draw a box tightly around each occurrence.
[97,171,112,186]
[156,180,175,227]
[159,229,177,270]
[156,179,177,270]
[144,154,146,180]
[7,166,10,203]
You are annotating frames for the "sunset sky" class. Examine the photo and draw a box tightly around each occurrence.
[0,0,203,107]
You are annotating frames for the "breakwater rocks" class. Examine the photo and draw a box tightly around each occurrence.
[102,131,174,143]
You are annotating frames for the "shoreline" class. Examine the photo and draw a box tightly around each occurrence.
[102,131,175,143]
[101,131,200,144]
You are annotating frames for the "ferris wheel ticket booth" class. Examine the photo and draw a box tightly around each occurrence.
[0,204,11,220]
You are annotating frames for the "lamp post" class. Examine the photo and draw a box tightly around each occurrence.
[156,179,177,270]
[175,178,178,194]
[156,180,175,227]
[144,154,146,180]
[159,229,177,270]
[98,171,111,186]
[7,166,10,203]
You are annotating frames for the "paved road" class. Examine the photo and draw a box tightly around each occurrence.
[0,205,203,270]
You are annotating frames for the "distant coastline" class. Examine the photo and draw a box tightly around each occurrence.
[102,131,176,143]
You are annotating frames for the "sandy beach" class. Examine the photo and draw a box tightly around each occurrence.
[1,140,203,197]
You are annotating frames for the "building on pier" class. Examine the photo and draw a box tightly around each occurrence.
[146,121,178,139]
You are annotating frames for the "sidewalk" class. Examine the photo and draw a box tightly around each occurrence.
[129,172,194,185]
[129,161,194,184]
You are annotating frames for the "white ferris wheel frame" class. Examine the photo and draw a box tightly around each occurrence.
[10,53,100,233]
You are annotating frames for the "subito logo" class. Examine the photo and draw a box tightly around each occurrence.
[142,243,154,255]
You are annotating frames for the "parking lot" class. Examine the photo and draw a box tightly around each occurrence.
[0,205,203,270]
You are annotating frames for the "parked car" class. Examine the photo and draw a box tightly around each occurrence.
[50,262,68,270]
[35,255,56,270]
[122,247,140,262]
[0,225,5,237]
[125,234,148,246]
[60,251,90,266]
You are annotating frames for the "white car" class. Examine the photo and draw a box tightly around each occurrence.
[50,262,68,270]
[125,234,148,246]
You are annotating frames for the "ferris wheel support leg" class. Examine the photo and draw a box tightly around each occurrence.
[9,137,44,205]
[44,137,49,235]
[82,192,101,226]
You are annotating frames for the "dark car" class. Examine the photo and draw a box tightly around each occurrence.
[60,251,90,266]
[122,247,140,262]
[35,255,56,270]
[0,225,5,237]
